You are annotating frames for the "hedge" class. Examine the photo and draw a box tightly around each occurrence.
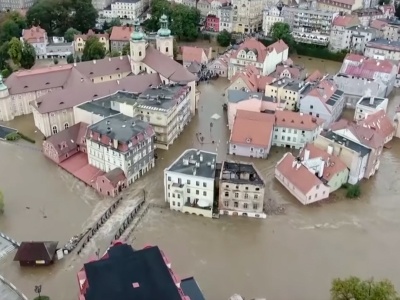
[19,132,36,144]
[5,132,21,141]
[294,43,348,62]
[33,296,50,300]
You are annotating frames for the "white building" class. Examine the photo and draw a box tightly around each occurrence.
[262,6,283,36]
[164,149,217,218]
[354,95,388,121]
[102,0,145,20]
[329,14,361,51]
[364,38,400,61]
[87,114,155,184]
[21,26,48,59]
[272,110,324,149]
[218,5,234,33]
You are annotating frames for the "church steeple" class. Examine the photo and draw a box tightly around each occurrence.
[129,18,147,75]
[131,19,145,41]
[157,14,171,37]
[156,14,174,59]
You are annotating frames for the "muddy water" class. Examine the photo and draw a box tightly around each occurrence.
[1,59,400,300]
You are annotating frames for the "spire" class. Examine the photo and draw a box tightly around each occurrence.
[131,19,145,41]
[157,14,171,37]
[0,74,7,92]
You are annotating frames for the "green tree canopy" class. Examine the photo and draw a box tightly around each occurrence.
[0,190,4,214]
[26,0,97,36]
[66,53,74,64]
[0,11,26,43]
[331,277,400,300]
[8,37,23,66]
[82,36,106,61]
[122,43,130,55]
[64,27,81,42]
[144,0,200,41]
[217,30,232,47]
[109,50,120,57]
[20,41,36,69]
[270,22,294,48]
[0,41,10,70]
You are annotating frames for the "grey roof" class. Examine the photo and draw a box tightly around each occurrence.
[77,101,118,118]
[181,277,206,300]
[220,161,265,185]
[367,38,400,49]
[322,131,371,156]
[346,25,375,33]
[0,125,17,140]
[89,114,151,143]
[187,61,202,74]
[282,79,305,92]
[227,90,273,103]
[358,96,386,108]
[167,149,217,179]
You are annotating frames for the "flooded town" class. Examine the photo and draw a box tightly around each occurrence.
[2,0,400,298]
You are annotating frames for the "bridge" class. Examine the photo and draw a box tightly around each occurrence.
[0,275,28,300]
[0,232,20,263]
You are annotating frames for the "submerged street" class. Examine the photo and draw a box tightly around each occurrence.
[1,57,400,300]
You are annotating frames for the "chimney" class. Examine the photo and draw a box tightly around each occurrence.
[369,97,374,105]
[120,56,123,60]
[74,62,77,67]
[292,160,296,168]
[199,154,203,162]
[109,57,111,61]
[192,167,197,176]
[327,145,333,155]
[318,160,324,177]
[304,149,310,161]
[93,60,96,64]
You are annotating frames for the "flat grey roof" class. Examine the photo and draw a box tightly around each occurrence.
[89,114,151,143]
[220,161,264,185]
[78,102,118,117]
[346,25,375,33]
[367,38,400,48]
[323,131,370,156]
[167,149,217,179]
[284,80,305,92]
[227,90,274,103]
[138,84,190,111]
[358,96,385,108]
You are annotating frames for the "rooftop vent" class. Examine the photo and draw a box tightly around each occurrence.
[131,121,136,127]
[183,158,189,166]
[107,127,111,133]
[106,120,111,125]
[60,101,64,105]
[45,82,50,85]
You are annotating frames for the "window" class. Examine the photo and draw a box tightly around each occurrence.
[177,202,180,207]
[254,194,258,199]
[243,203,248,209]
[172,201,176,206]
[139,51,142,56]
[196,181,199,186]
[168,184,170,189]
[196,190,199,195]
[224,201,229,207]
[203,191,207,196]
[253,203,258,210]
[52,125,58,134]
[187,197,190,202]
[244,193,248,199]
[172,193,175,198]
[310,105,313,109]
[234,202,238,208]
[168,176,171,181]
[316,113,320,117]
[234,192,239,198]
[203,182,207,187]
[64,123,69,129]
[187,179,191,184]
[225,192,229,197]
[187,188,190,193]
[166,46,169,52]
[315,193,317,198]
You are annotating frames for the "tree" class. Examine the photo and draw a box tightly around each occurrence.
[20,41,36,69]
[66,53,74,64]
[0,41,10,70]
[82,36,106,61]
[346,184,361,199]
[270,22,294,48]
[53,57,59,65]
[217,30,232,47]
[0,190,4,214]
[122,43,130,55]
[64,27,81,42]
[70,0,98,33]
[109,50,120,57]
[0,20,20,43]
[331,277,400,300]
[8,37,23,66]
[76,55,81,62]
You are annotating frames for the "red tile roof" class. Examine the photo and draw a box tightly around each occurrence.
[181,46,207,63]
[268,39,289,54]
[22,26,46,43]
[275,65,302,80]
[307,79,337,107]
[359,110,394,143]
[230,65,275,92]
[232,38,268,63]
[344,57,395,79]
[332,15,359,27]
[74,29,109,41]
[110,26,134,41]
[276,152,322,194]
[104,168,127,187]
[74,56,132,78]
[306,70,323,82]
[344,53,365,63]
[370,19,388,30]
[300,143,348,181]
[230,110,274,147]
[274,111,324,131]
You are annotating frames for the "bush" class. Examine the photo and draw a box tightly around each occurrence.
[294,43,348,62]
[33,296,50,300]
[5,132,21,141]
[53,57,59,65]
[19,132,35,144]
[346,184,361,199]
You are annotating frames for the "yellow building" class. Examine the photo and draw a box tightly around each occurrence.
[74,29,110,52]
[264,78,306,110]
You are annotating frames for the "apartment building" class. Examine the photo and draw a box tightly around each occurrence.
[218,5,234,32]
[86,114,155,184]
[232,0,264,33]
[110,25,134,52]
[92,0,113,10]
[219,161,266,218]
[74,84,192,150]
[74,30,110,52]
[229,110,274,158]
[228,38,288,79]
[345,25,380,53]
[265,78,307,111]
[21,26,48,59]
[299,78,346,129]
[272,110,324,149]
[382,17,400,41]
[329,14,361,51]
[359,109,394,144]
[164,149,218,218]
[316,0,363,14]
[281,6,336,45]
[262,5,284,36]
[354,95,388,121]
[0,0,34,10]
[351,8,384,27]
[205,14,220,31]
[102,0,146,20]
[364,38,400,60]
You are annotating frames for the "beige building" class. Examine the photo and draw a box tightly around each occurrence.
[382,18,400,41]
[219,161,266,218]
[74,30,110,52]
[232,0,264,33]
[262,6,283,36]
[316,0,363,14]
[264,78,307,110]
[364,38,400,60]
[1,16,197,140]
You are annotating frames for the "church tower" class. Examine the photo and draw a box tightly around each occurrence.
[130,19,147,75]
[156,14,174,59]
[0,74,10,121]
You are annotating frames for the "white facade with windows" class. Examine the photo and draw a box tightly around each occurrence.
[164,149,217,218]
[102,0,145,20]
[262,6,283,36]
[272,125,323,149]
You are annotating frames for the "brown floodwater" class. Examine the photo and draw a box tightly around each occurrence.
[1,57,400,300]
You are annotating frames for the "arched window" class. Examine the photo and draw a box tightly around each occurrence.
[52,125,58,134]
[139,51,142,57]
[64,123,69,129]
[165,47,169,53]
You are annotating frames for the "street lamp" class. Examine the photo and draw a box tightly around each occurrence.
[34,285,42,299]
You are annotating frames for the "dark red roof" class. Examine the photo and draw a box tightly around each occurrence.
[14,241,58,262]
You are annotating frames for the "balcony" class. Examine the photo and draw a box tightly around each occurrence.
[182,200,213,218]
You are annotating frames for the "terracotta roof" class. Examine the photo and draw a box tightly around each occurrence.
[232,38,268,63]
[332,15,359,27]
[22,26,46,43]
[274,111,324,131]
[276,152,322,194]
[74,56,132,79]
[307,79,337,104]
[300,143,348,181]
[74,29,109,41]
[181,46,206,63]
[370,19,388,30]
[104,168,126,187]
[14,241,58,262]
[306,70,323,82]
[143,46,196,82]
[330,119,385,149]
[317,0,354,6]
[344,58,394,79]
[267,39,289,54]
[359,110,394,142]
[344,53,365,63]
[230,110,274,147]
[110,26,134,41]
[34,73,162,113]
[230,65,275,92]
[44,122,88,157]
[275,65,302,79]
